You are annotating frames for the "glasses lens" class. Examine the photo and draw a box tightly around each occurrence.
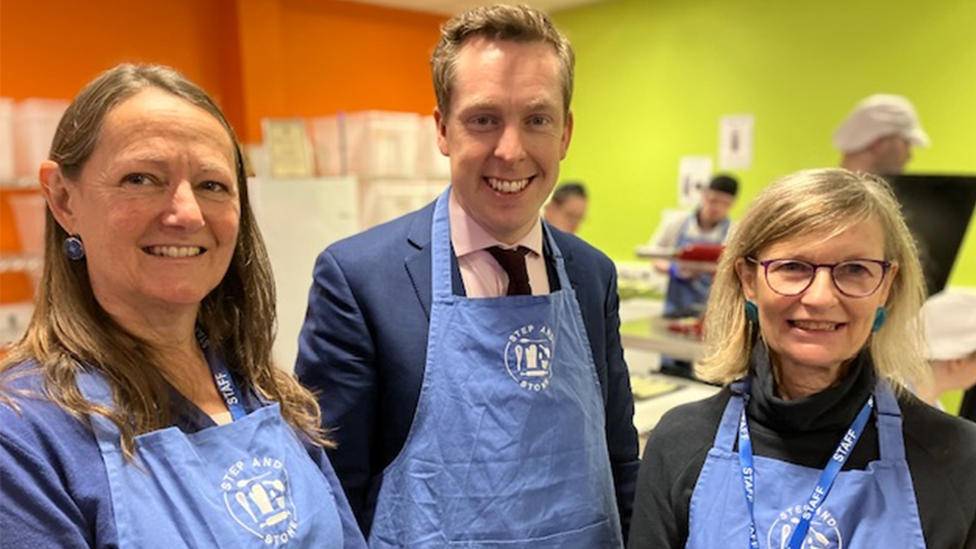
[833,260,885,296]
[765,260,815,295]
[764,259,886,297]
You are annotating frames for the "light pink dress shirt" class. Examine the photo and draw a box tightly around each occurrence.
[448,189,551,298]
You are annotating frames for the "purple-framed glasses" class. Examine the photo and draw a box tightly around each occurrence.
[747,257,892,297]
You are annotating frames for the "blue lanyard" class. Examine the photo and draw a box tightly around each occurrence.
[195,326,248,422]
[736,380,874,549]
[737,397,761,549]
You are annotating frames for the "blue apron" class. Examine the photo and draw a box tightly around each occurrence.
[367,188,623,548]
[663,214,729,318]
[686,379,926,549]
[77,354,346,548]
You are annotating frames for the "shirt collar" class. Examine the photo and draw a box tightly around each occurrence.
[448,188,544,258]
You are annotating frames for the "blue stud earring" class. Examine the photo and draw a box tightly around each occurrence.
[63,234,85,261]
[744,300,759,324]
[871,306,887,332]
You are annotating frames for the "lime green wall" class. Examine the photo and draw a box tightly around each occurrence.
[942,389,963,415]
[555,0,976,286]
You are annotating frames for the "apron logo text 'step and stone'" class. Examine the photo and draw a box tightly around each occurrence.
[768,504,842,549]
[504,324,554,391]
[221,456,299,546]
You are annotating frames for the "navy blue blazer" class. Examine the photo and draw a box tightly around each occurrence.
[295,201,640,539]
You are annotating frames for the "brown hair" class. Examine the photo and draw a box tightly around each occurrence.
[1,64,329,455]
[431,4,575,118]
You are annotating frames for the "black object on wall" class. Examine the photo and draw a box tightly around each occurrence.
[885,174,976,422]
[884,174,976,297]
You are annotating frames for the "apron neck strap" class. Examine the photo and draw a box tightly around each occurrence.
[431,189,455,301]
[542,221,572,292]
[715,379,750,451]
[872,380,905,460]
[431,187,573,299]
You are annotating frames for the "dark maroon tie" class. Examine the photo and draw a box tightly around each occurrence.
[486,246,532,296]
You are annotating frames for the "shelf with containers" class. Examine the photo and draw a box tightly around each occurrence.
[0,252,43,274]
[252,110,452,232]
[245,111,452,368]
[0,187,46,347]
[0,97,67,347]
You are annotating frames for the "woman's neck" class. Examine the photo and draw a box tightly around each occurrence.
[773,361,850,401]
[103,301,229,415]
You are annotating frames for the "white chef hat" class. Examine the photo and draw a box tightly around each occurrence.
[832,94,930,153]
[922,289,976,361]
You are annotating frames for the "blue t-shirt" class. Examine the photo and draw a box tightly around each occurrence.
[0,363,366,549]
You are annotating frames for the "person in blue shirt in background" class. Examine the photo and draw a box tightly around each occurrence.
[0,64,365,549]
[651,174,738,378]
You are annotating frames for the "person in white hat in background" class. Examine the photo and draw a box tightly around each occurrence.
[833,93,930,175]
[917,290,976,410]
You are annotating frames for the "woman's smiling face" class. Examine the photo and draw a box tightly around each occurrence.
[56,88,240,322]
[738,217,897,383]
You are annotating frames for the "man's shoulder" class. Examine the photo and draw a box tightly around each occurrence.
[550,229,615,272]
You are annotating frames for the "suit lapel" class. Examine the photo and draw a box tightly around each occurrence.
[545,225,576,292]
[405,204,434,319]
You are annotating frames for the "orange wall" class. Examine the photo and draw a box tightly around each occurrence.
[0,0,446,303]
[0,0,242,129]
[230,0,445,139]
[280,0,443,117]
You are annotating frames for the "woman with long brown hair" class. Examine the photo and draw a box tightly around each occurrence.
[0,64,366,549]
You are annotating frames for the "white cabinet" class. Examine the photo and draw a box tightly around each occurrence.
[249,176,359,372]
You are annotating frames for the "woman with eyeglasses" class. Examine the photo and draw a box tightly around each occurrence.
[628,169,976,549]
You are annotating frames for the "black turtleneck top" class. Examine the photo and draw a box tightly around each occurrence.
[628,346,976,549]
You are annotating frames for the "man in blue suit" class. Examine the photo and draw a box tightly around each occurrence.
[296,5,639,547]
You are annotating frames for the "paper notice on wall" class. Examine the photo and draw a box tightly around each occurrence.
[262,118,314,178]
[718,114,754,170]
[677,156,713,208]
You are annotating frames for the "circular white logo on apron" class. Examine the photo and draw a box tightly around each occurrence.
[504,324,554,391]
[767,505,843,549]
[221,456,299,546]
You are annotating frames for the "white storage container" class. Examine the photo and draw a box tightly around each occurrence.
[416,115,451,179]
[13,98,69,177]
[309,115,345,176]
[0,98,16,181]
[9,192,47,257]
[360,177,447,229]
[344,111,421,177]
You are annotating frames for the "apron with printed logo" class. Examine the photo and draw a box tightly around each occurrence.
[77,346,346,549]
[686,378,926,549]
[367,188,623,548]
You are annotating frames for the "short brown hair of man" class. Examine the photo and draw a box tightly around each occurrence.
[431,4,575,118]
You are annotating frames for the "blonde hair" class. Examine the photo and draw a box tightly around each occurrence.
[697,168,928,390]
[431,4,574,118]
[0,64,329,456]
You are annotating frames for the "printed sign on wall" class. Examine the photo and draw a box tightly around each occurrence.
[718,114,754,170]
[677,156,713,208]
